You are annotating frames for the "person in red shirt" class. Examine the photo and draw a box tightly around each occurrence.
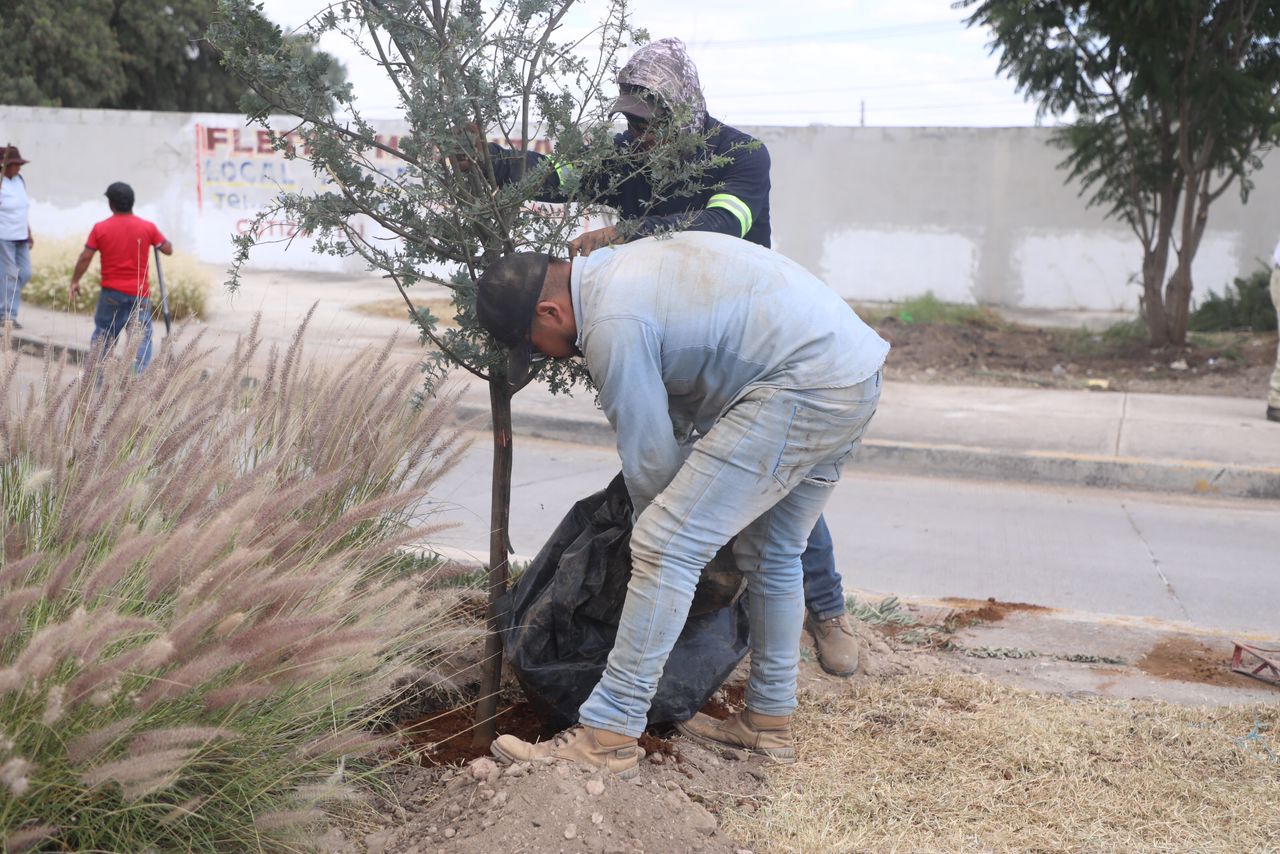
[69,182,172,372]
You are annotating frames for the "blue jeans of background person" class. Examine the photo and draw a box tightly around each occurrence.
[0,239,32,324]
[802,515,845,620]
[578,373,881,737]
[91,289,153,373]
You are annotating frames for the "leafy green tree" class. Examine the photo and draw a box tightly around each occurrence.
[959,0,1280,347]
[210,0,717,744]
[0,0,343,112]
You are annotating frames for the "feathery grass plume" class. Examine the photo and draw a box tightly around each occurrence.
[80,747,196,798]
[64,716,141,766]
[1,756,31,795]
[253,808,325,833]
[201,682,275,711]
[66,637,173,708]
[3,824,57,853]
[0,552,42,590]
[80,531,163,602]
[157,795,207,826]
[0,587,41,632]
[1,320,466,850]
[41,685,66,725]
[128,727,235,754]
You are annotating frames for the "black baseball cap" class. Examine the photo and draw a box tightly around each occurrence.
[105,181,135,208]
[475,252,553,391]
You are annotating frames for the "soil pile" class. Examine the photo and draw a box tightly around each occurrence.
[325,739,766,854]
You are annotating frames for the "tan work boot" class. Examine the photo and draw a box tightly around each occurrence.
[806,612,861,676]
[677,709,795,763]
[490,725,643,778]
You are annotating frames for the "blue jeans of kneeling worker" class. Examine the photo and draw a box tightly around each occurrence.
[578,373,881,737]
[91,288,153,373]
[802,515,845,621]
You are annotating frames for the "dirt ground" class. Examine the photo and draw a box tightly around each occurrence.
[327,597,1278,854]
[874,316,1278,398]
[322,607,959,854]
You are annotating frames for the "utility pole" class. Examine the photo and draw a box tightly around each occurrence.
[860,100,865,127]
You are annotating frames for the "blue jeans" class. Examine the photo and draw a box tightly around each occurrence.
[802,515,845,620]
[0,239,31,323]
[91,289,153,373]
[578,372,881,736]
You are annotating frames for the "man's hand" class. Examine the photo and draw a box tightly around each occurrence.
[70,247,96,300]
[26,231,33,249]
[569,225,620,258]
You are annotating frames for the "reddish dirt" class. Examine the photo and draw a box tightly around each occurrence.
[698,682,747,721]
[943,596,1052,624]
[877,319,1277,398]
[1136,635,1257,688]
[403,701,550,766]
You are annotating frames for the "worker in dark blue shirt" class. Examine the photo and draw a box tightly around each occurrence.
[463,37,862,678]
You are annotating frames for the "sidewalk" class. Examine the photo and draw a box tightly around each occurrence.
[452,373,1280,500]
[9,279,1280,500]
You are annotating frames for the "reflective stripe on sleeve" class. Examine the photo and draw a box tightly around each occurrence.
[550,158,575,185]
[706,193,752,238]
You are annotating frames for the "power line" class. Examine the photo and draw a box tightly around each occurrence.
[687,20,963,49]
[723,100,1036,118]
[708,75,1008,101]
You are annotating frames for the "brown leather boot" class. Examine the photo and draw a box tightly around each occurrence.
[676,709,795,763]
[806,612,861,676]
[490,725,643,778]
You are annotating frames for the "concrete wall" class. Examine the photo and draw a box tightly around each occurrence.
[4,106,1278,308]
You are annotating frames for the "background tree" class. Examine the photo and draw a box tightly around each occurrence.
[959,0,1280,347]
[0,0,343,111]
[210,0,716,745]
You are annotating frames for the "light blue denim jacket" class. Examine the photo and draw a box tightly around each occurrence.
[571,231,890,516]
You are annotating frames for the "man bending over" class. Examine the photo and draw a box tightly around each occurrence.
[477,232,888,775]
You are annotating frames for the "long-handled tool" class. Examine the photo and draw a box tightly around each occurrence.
[152,246,172,335]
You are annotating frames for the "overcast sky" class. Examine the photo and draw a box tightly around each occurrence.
[260,0,1050,127]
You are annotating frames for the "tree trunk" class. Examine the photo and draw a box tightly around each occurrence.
[1141,179,1181,348]
[473,376,513,748]
[1141,250,1171,347]
[1164,175,1213,347]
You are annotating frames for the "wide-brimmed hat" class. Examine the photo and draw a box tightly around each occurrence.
[475,252,553,391]
[0,145,29,166]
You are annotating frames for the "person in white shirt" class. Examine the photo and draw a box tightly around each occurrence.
[0,145,34,329]
[1268,237,1280,422]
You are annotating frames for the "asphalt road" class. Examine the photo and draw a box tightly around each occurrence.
[425,433,1280,636]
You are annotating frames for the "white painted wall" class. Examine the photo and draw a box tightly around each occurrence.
[4,106,1277,308]
[751,125,1280,310]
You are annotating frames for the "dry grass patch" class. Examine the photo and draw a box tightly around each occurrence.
[353,297,461,328]
[723,674,1280,853]
[25,237,208,320]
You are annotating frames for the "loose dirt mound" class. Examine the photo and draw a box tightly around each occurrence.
[1136,634,1254,688]
[942,596,1052,624]
[335,739,766,854]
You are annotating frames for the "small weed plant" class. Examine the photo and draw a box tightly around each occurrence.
[855,292,1003,329]
[0,317,463,851]
[25,237,208,320]
[1190,265,1277,332]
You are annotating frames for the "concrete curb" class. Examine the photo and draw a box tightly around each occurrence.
[6,332,88,365]
[456,404,1280,501]
[15,340,1276,501]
